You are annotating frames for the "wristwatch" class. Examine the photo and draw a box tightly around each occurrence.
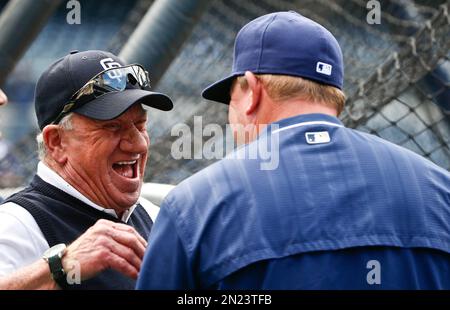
[42,243,67,288]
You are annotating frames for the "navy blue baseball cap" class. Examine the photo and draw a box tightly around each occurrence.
[202,11,344,104]
[35,50,173,130]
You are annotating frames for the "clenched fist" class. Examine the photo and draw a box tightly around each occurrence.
[62,219,148,281]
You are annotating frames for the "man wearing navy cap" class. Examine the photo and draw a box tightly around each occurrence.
[0,50,173,289]
[137,11,450,289]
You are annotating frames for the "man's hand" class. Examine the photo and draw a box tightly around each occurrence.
[0,219,148,290]
[63,219,148,281]
[0,89,7,106]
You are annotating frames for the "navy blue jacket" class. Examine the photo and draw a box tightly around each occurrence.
[137,113,450,289]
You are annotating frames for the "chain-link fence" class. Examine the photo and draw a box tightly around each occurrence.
[0,0,449,189]
[342,1,450,169]
[146,0,450,184]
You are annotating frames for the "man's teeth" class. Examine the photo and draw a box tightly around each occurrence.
[115,160,137,165]
[113,160,137,178]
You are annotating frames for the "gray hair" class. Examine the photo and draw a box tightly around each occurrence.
[36,113,74,160]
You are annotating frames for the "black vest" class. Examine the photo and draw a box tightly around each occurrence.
[3,175,153,290]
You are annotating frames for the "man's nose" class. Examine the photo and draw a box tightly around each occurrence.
[120,126,149,154]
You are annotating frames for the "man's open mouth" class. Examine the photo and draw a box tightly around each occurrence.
[112,160,138,179]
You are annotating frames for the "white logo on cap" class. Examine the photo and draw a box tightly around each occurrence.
[100,58,122,81]
[316,62,332,76]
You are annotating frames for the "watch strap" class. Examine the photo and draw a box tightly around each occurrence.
[48,254,67,288]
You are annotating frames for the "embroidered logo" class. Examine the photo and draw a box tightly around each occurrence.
[316,62,332,76]
[305,131,331,144]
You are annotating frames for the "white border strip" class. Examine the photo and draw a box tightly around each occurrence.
[272,121,344,134]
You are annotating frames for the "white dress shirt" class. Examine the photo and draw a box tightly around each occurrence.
[0,162,159,276]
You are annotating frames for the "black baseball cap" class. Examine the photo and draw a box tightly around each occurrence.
[35,50,173,130]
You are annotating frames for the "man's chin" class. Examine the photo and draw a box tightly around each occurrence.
[109,191,141,210]
[107,175,143,209]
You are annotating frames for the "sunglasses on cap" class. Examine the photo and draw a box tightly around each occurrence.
[52,64,151,125]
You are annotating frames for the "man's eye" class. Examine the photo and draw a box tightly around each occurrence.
[136,121,147,131]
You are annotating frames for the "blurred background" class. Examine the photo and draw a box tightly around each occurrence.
[0,0,449,194]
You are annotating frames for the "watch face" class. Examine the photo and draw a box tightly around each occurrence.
[43,243,66,259]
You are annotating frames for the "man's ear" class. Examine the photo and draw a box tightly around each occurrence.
[42,125,67,164]
[244,71,261,115]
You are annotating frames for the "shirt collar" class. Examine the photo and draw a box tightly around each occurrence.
[273,113,343,130]
[260,113,344,137]
[37,162,137,222]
